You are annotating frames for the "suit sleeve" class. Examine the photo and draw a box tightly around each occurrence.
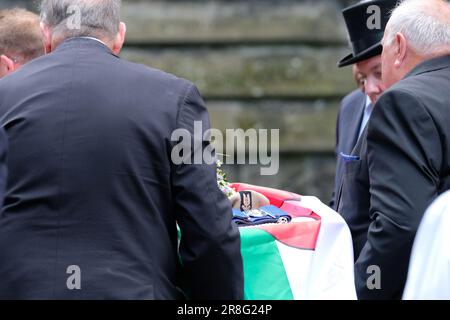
[0,127,7,207]
[171,84,244,300]
[355,89,442,299]
[329,103,342,208]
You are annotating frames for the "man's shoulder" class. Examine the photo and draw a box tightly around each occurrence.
[0,52,54,89]
[0,48,194,94]
[371,78,436,129]
[342,89,366,104]
[378,75,434,111]
[386,64,450,99]
[339,89,366,114]
[118,58,193,93]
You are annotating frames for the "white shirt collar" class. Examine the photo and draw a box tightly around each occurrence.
[76,37,109,48]
[365,95,372,108]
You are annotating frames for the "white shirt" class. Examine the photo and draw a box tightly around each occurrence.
[403,190,450,299]
[358,95,374,138]
[76,37,109,48]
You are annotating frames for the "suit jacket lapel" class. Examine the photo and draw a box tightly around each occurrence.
[346,97,366,153]
[335,97,366,211]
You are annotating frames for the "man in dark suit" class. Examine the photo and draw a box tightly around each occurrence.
[333,0,398,258]
[353,0,450,299]
[0,0,243,299]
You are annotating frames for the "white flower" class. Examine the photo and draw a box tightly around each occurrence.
[216,159,236,198]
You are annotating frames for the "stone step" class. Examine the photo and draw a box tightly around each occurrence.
[207,99,340,153]
[121,45,354,98]
[122,0,348,45]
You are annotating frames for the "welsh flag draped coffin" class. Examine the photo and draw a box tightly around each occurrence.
[232,184,357,300]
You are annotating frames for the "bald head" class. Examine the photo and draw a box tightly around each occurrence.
[383,0,450,57]
[381,0,450,88]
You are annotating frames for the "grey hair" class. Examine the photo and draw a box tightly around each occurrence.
[383,0,450,56]
[40,0,121,41]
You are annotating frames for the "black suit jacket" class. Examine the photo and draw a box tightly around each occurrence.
[0,128,7,206]
[0,38,243,299]
[331,89,366,210]
[344,55,450,299]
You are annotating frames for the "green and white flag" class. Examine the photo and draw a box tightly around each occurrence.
[240,196,356,300]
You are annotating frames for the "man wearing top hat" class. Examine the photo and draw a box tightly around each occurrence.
[333,0,399,259]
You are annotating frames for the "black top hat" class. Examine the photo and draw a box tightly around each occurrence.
[338,0,399,68]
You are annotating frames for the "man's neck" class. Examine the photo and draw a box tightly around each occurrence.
[51,36,112,53]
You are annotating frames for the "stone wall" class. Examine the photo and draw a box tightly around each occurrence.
[1,0,360,203]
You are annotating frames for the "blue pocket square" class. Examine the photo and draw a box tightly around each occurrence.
[340,152,360,162]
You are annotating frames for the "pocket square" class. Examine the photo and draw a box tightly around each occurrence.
[340,152,360,162]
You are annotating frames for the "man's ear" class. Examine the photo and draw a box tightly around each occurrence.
[112,22,127,55]
[40,22,53,54]
[0,54,16,76]
[394,32,408,67]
